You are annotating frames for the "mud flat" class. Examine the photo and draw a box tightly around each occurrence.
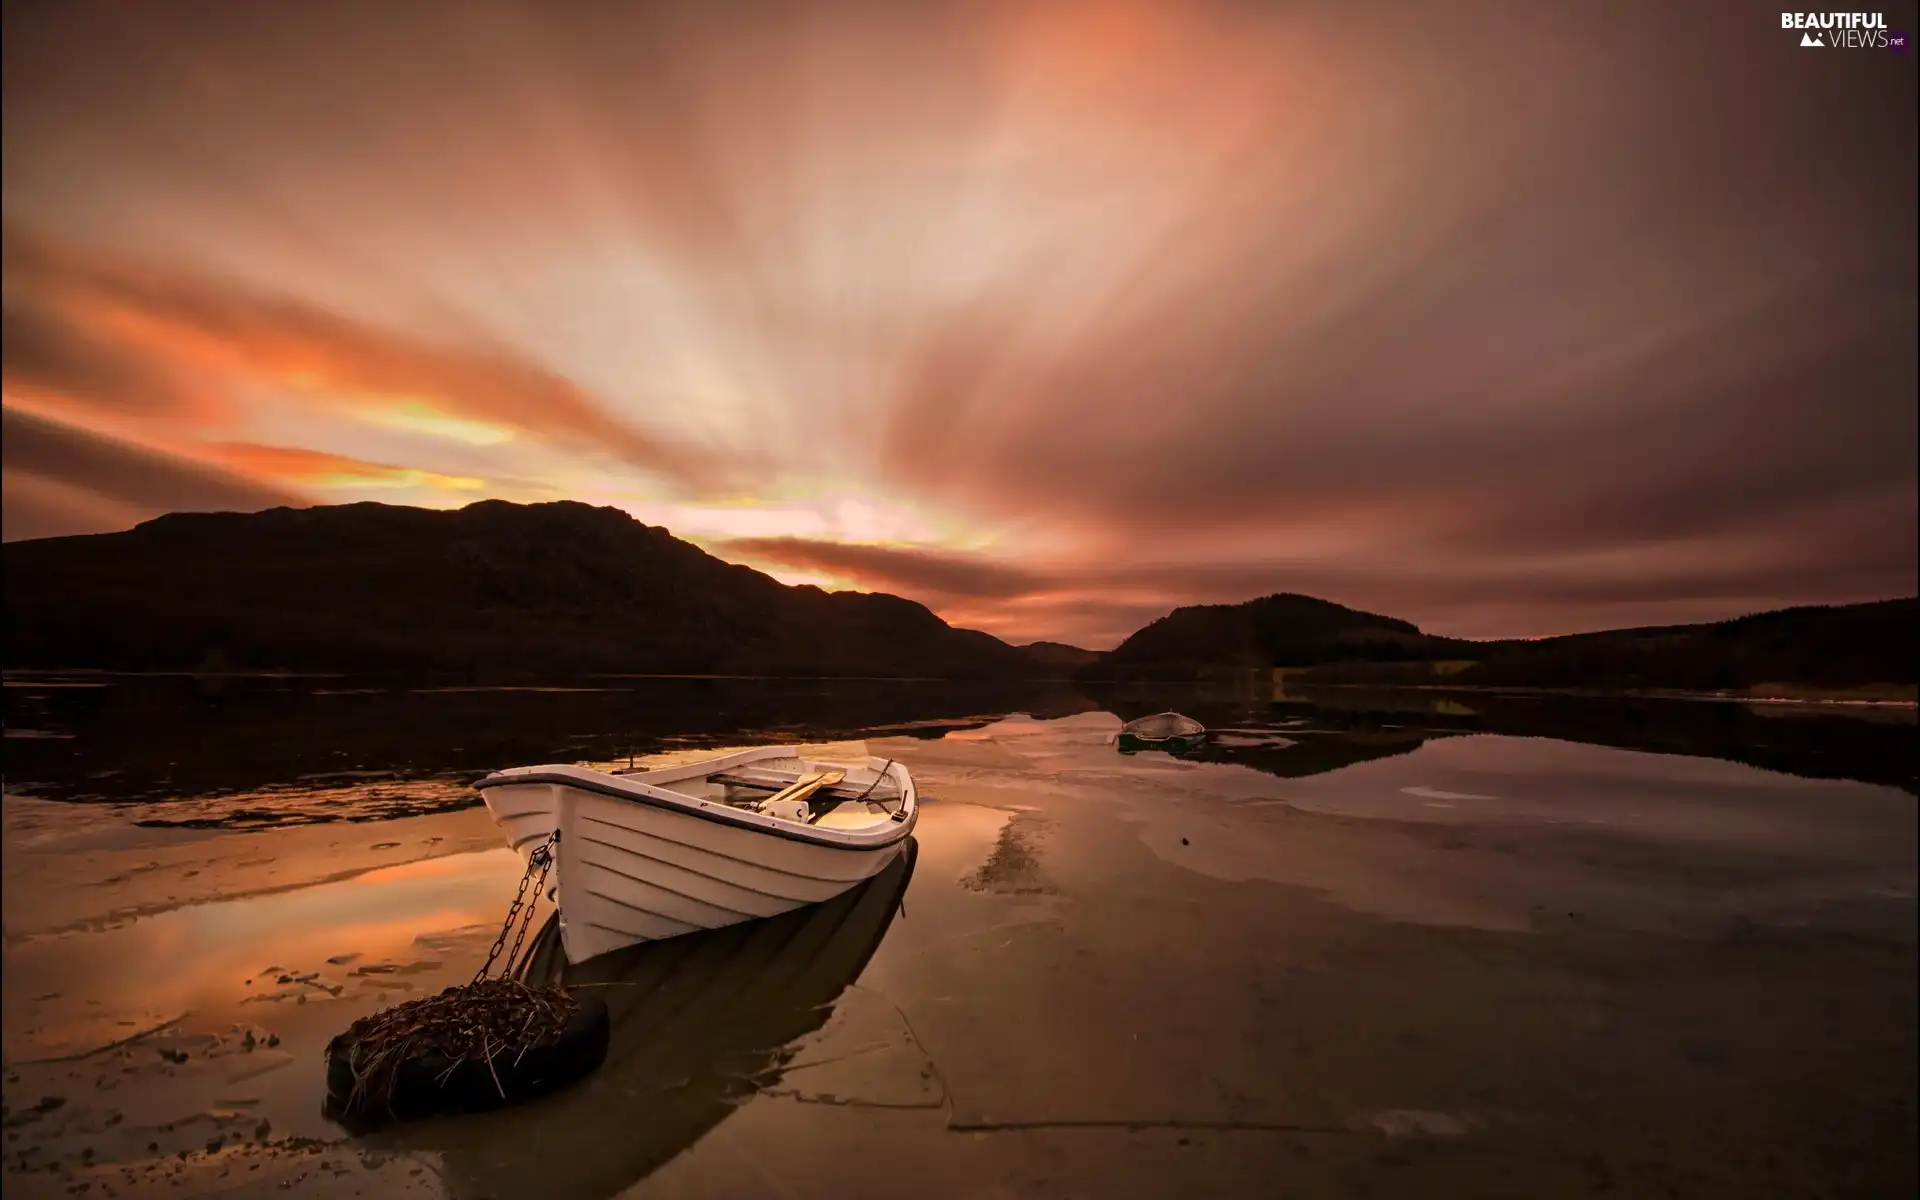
[3,717,1913,1198]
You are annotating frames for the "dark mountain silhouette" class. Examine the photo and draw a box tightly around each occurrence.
[1080,591,1915,693]
[1082,592,1475,681]
[5,501,1910,693]
[1451,598,1917,692]
[1,500,1038,679]
[1019,640,1103,669]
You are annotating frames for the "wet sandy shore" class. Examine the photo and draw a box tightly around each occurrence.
[3,714,1913,1198]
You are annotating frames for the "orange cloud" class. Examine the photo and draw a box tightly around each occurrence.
[204,443,487,493]
[721,535,1046,599]
[1,407,308,543]
[2,227,718,490]
[0,300,224,427]
[2,2,1912,642]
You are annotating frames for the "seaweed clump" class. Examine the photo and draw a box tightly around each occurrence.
[330,979,578,1119]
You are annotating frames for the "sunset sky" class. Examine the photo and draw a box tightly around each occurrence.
[4,0,1914,648]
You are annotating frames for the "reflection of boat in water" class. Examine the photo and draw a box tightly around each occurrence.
[365,838,918,1200]
[1115,711,1208,754]
[476,747,917,963]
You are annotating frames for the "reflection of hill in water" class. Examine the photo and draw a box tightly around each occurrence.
[1203,731,1433,779]
[365,840,917,1200]
[9,674,1908,819]
[4,675,1096,809]
[1462,690,1917,795]
[1083,683,1917,794]
[1093,687,1448,780]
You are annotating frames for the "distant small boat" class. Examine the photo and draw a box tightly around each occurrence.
[476,747,916,964]
[1115,711,1209,754]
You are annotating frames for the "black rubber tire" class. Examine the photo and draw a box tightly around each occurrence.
[325,987,609,1122]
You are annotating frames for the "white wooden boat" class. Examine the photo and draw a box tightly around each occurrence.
[475,746,916,964]
[388,842,917,1199]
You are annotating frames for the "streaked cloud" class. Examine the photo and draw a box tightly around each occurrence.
[203,443,488,494]
[1,226,719,489]
[1,0,1911,645]
[1,407,307,542]
[721,536,1047,599]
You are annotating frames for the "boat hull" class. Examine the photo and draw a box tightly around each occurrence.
[1116,710,1209,755]
[1116,731,1207,754]
[390,841,918,1200]
[478,750,915,964]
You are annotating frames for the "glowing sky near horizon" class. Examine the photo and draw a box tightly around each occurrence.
[3,0,1914,648]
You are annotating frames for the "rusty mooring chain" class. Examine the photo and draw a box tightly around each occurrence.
[473,829,560,984]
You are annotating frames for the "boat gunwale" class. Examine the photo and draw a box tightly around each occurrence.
[476,752,917,851]
[1117,711,1208,743]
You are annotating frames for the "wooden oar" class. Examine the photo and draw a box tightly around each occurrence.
[759,769,846,812]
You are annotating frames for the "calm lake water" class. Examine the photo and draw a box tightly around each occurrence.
[6,672,1913,821]
[2,675,1914,1198]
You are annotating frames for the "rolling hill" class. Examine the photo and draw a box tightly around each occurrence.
[1080,591,1914,694]
[1452,598,1917,693]
[1,500,1039,679]
[1081,592,1476,681]
[1019,641,1104,669]
[5,501,1909,693]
